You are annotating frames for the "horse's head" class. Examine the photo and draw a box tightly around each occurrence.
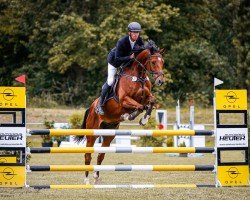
[134,46,165,86]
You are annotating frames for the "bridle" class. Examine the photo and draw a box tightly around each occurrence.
[133,53,164,81]
[120,50,164,86]
[120,50,164,103]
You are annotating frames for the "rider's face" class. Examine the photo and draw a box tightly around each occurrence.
[129,31,140,42]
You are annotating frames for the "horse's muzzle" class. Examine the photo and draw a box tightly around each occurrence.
[155,78,164,86]
[152,71,164,86]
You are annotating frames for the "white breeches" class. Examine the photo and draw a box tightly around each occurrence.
[107,63,117,86]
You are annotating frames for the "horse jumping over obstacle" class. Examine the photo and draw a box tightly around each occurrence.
[75,44,165,184]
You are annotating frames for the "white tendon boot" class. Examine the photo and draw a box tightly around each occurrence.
[84,177,90,185]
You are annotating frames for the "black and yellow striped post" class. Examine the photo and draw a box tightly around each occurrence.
[30,184,216,189]
[28,129,213,137]
[27,164,215,172]
[29,147,215,154]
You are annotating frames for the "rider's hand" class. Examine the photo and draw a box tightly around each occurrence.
[130,53,135,59]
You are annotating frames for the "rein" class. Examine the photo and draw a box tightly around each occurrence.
[135,55,164,78]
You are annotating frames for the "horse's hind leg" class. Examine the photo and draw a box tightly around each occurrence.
[94,136,115,184]
[84,136,97,184]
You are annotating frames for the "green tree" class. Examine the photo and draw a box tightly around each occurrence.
[232,0,250,94]
[152,0,247,104]
[1,0,247,106]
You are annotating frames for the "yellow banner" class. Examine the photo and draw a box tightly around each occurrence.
[216,90,247,110]
[217,165,249,186]
[0,166,25,187]
[0,156,16,163]
[0,87,26,108]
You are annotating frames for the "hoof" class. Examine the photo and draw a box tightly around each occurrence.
[84,178,90,185]
[139,115,150,126]
[139,118,146,126]
[93,171,100,185]
[94,177,101,185]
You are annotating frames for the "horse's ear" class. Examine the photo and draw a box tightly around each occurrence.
[159,48,165,55]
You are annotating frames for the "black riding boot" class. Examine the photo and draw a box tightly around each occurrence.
[95,82,110,115]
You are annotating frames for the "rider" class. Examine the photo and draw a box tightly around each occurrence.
[95,22,145,115]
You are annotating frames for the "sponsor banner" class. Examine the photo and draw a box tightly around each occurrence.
[217,165,249,186]
[0,127,26,147]
[215,90,247,110]
[0,87,26,108]
[216,128,248,147]
[0,166,25,187]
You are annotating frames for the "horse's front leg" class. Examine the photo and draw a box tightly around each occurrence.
[120,96,144,121]
[139,95,156,126]
[94,136,115,184]
[128,109,143,121]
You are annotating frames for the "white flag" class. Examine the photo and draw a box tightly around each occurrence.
[214,77,223,87]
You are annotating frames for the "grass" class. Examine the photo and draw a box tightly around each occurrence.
[2,153,249,200]
[1,106,249,200]
[25,106,214,129]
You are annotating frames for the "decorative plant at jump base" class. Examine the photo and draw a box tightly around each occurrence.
[178,141,188,157]
[166,137,174,147]
[42,118,54,147]
[69,113,83,129]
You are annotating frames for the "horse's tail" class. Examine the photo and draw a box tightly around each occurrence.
[81,107,90,129]
[74,107,90,143]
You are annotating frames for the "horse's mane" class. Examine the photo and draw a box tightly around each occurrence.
[132,40,160,62]
[133,40,160,57]
[144,40,160,54]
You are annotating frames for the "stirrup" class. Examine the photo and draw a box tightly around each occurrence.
[95,105,104,115]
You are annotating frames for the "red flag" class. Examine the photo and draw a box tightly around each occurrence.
[15,75,26,84]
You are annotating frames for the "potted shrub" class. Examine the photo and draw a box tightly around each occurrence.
[41,118,54,147]
[166,137,174,147]
[178,141,188,157]
[41,135,53,147]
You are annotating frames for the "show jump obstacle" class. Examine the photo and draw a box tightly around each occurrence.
[0,86,248,188]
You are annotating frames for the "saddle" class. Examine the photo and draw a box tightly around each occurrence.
[101,70,122,105]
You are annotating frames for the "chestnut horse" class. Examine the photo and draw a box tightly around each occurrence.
[76,46,165,184]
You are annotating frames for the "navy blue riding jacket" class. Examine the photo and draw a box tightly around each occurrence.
[108,35,144,68]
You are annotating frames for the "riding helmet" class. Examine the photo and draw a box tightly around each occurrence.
[128,22,141,32]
